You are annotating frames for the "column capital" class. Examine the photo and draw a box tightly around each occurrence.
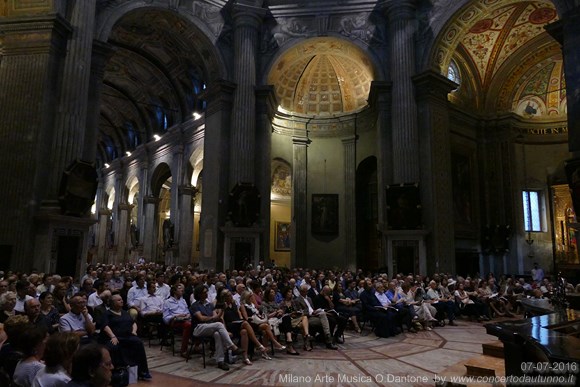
[232,1,267,30]
[412,70,457,102]
[99,208,112,216]
[0,14,72,55]
[341,135,358,145]
[203,79,236,116]
[178,185,198,196]
[143,196,161,205]
[368,80,392,107]
[292,137,311,146]
[118,203,134,211]
[384,0,417,21]
[255,85,278,118]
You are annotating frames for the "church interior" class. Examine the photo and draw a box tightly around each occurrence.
[1,0,580,283]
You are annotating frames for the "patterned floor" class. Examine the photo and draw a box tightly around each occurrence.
[134,318,504,387]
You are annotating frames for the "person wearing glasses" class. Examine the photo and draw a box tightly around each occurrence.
[59,294,96,345]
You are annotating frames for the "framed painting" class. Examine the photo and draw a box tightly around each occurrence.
[275,221,291,251]
[312,194,339,235]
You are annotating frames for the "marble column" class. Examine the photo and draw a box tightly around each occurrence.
[178,186,195,267]
[83,40,115,161]
[385,0,419,184]
[199,80,235,270]
[292,137,309,268]
[0,15,72,269]
[342,135,358,271]
[48,0,97,200]
[413,70,456,274]
[256,86,277,259]
[112,174,125,263]
[137,159,150,242]
[368,81,393,268]
[229,2,265,186]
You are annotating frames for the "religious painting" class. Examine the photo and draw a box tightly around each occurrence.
[386,184,421,230]
[275,221,291,251]
[451,150,476,237]
[312,194,339,235]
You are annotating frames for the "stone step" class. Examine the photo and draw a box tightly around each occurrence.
[481,340,504,358]
[464,355,504,377]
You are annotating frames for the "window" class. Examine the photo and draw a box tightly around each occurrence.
[447,59,461,86]
[522,190,542,232]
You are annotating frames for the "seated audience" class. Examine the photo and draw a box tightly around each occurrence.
[59,294,96,345]
[24,299,53,333]
[295,284,338,350]
[278,287,309,354]
[13,326,47,387]
[162,284,192,358]
[52,284,70,316]
[32,332,79,387]
[38,292,60,333]
[137,282,167,342]
[67,344,113,387]
[313,286,348,342]
[14,280,34,314]
[189,285,243,371]
[0,291,17,324]
[101,293,151,380]
[359,279,397,337]
[425,280,456,325]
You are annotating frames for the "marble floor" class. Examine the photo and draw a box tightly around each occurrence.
[134,318,505,387]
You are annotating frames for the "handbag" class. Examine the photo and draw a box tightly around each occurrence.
[250,314,268,325]
[111,366,129,387]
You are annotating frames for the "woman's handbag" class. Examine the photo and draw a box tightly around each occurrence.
[250,314,268,325]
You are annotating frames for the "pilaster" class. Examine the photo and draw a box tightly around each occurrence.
[292,137,310,268]
[199,80,235,270]
[342,135,358,271]
[413,70,456,274]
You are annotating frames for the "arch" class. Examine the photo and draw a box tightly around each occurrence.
[150,162,172,198]
[189,146,204,187]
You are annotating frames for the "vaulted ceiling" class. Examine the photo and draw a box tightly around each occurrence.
[97,8,213,164]
[434,0,565,119]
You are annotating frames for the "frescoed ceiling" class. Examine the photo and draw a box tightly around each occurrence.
[434,0,565,119]
[268,37,374,117]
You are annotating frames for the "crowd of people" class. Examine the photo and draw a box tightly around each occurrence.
[0,260,577,386]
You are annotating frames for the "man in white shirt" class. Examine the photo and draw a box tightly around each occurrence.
[531,262,545,283]
[14,280,33,313]
[154,273,170,300]
[127,275,148,320]
[139,282,167,342]
[87,280,107,309]
[59,294,96,344]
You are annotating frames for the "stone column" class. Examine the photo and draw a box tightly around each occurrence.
[342,135,358,271]
[48,0,98,199]
[385,0,419,183]
[368,81,393,268]
[83,40,115,161]
[171,145,184,241]
[256,86,277,258]
[142,196,160,262]
[413,70,456,274]
[117,203,133,264]
[0,15,72,268]
[229,2,265,186]
[97,208,112,264]
[292,137,309,268]
[178,186,195,267]
[199,80,235,270]
[546,7,580,154]
[137,159,150,240]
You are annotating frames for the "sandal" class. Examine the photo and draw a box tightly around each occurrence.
[274,344,286,351]
[261,352,272,360]
[257,345,267,353]
[243,358,252,365]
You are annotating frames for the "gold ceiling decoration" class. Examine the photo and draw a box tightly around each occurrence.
[268,37,374,117]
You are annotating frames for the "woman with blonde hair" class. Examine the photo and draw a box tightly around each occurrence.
[32,332,80,387]
[239,290,285,360]
[0,291,17,324]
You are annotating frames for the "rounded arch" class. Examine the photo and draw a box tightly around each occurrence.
[150,162,172,198]
[189,146,204,187]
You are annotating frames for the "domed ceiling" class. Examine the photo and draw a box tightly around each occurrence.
[434,0,565,119]
[268,37,374,117]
